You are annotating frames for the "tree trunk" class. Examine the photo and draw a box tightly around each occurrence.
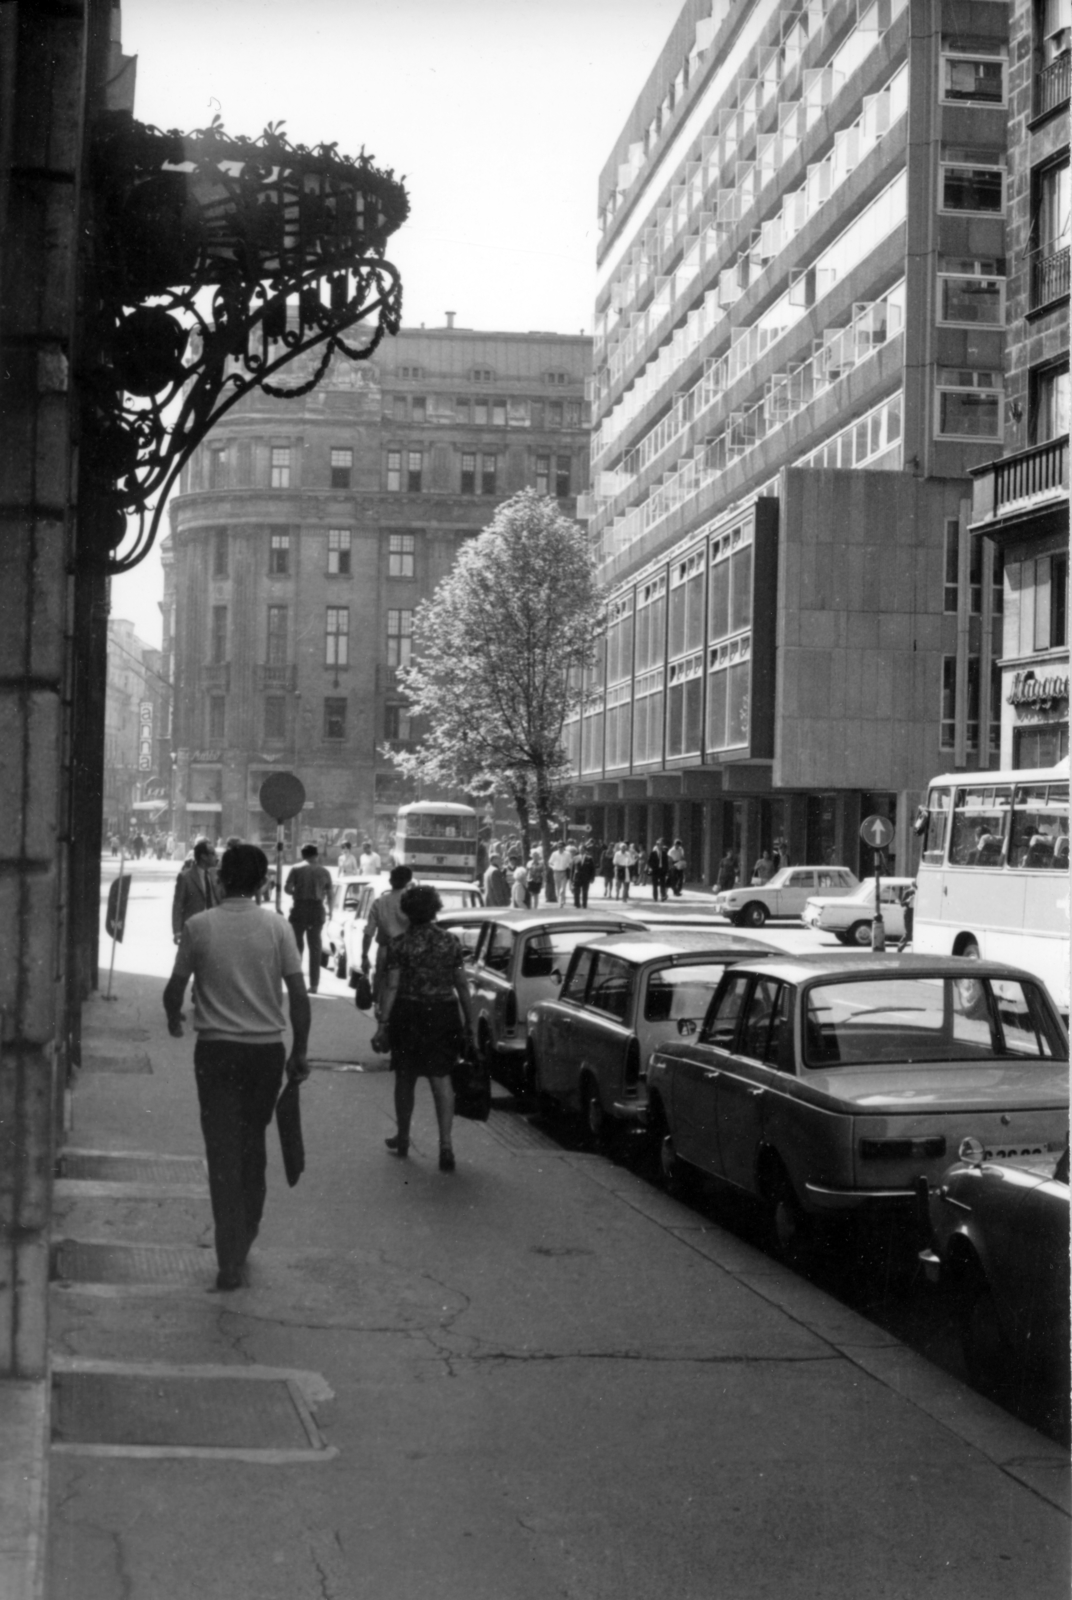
[535,772,557,903]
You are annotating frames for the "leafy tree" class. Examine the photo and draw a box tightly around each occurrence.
[387,490,602,898]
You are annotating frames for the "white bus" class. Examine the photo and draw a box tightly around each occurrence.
[913,761,1069,1013]
[393,801,478,879]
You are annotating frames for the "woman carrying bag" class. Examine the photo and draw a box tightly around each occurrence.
[377,883,475,1172]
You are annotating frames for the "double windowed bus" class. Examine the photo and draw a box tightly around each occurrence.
[913,762,1069,1012]
[393,802,478,880]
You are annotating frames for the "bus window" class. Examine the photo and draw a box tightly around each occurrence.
[949,787,1009,867]
[1010,783,1070,869]
[922,787,951,865]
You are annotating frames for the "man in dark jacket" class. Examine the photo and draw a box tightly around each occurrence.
[647,839,671,902]
[571,848,597,908]
[283,844,333,993]
[172,839,219,943]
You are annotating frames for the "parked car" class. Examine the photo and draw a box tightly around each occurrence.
[526,929,776,1146]
[460,907,636,1085]
[919,1138,1070,1395]
[342,875,484,977]
[647,953,1068,1259]
[322,874,375,978]
[801,877,915,946]
[712,865,859,926]
[438,907,512,964]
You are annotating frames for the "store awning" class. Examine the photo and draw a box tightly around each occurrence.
[187,802,223,811]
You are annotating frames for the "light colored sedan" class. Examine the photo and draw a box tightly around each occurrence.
[343,875,484,976]
[322,874,375,978]
[802,877,915,946]
[713,865,859,927]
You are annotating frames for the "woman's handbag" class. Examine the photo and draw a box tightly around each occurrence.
[353,971,374,1011]
[451,1042,491,1122]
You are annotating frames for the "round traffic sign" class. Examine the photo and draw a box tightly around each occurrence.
[860,813,894,849]
[259,772,306,821]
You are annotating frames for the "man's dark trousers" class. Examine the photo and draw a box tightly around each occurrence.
[288,906,325,991]
[194,1040,285,1278]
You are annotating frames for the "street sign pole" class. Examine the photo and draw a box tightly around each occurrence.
[276,822,285,914]
[258,772,307,915]
[859,814,895,952]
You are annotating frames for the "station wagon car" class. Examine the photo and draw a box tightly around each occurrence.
[461,908,635,1084]
[713,865,859,927]
[322,875,375,978]
[526,930,776,1145]
[919,1139,1070,1393]
[342,875,484,978]
[801,877,915,946]
[647,954,1068,1257]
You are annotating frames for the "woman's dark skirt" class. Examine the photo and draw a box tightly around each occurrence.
[390,997,463,1077]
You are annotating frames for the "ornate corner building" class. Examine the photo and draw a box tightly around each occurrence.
[567,0,1046,882]
[165,324,592,848]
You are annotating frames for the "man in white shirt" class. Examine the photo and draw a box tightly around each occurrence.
[359,840,382,875]
[361,865,413,1003]
[547,842,572,905]
[164,844,310,1291]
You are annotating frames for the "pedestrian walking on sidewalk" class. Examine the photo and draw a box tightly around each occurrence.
[284,843,333,993]
[172,838,219,942]
[163,843,311,1291]
[378,883,475,1172]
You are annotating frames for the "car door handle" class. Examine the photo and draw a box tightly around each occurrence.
[702,1068,720,1080]
[746,1086,765,1098]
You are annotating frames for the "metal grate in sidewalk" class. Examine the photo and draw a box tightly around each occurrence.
[80,1050,152,1074]
[53,1371,311,1450]
[58,1152,206,1184]
[52,1240,209,1288]
[482,1110,561,1152]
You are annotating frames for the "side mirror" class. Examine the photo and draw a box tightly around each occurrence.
[677,1017,698,1037]
[958,1136,986,1167]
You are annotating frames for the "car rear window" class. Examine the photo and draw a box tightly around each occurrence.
[343,884,364,911]
[449,922,485,962]
[802,975,1065,1067]
[521,928,603,979]
[586,954,634,1022]
[562,947,596,1002]
[644,963,729,1022]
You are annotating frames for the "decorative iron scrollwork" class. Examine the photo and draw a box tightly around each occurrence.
[81,113,409,572]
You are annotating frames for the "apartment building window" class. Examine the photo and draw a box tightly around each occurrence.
[480,453,497,495]
[455,398,470,424]
[969,530,983,614]
[474,400,489,426]
[548,401,564,426]
[269,533,290,575]
[555,455,571,498]
[937,260,1005,325]
[384,704,411,741]
[1031,158,1071,308]
[266,605,288,666]
[211,605,228,664]
[330,448,352,488]
[940,156,1005,213]
[535,455,550,495]
[940,657,956,750]
[387,608,413,668]
[407,450,423,493]
[565,401,582,426]
[411,397,426,424]
[1016,553,1069,652]
[943,520,960,613]
[1031,360,1070,441]
[706,529,753,755]
[1037,0,1071,113]
[546,371,569,386]
[491,401,506,427]
[386,450,401,491]
[208,445,228,489]
[327,528,351,575]
[472,367,493,382]
[270,446,291,488]
[941,52,1006,104]
[208,695,226,742]
[325,607,349,667]
[389,533,415,577]
[324,698,347,740]
[936,368,1003,438]
[264,696,286,741]
[393,396,407,421]
[399,365,422,379]
[212,528,228,578]
[460,453,476,494]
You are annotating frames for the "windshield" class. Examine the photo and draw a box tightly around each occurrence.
[803,975,1066,1066]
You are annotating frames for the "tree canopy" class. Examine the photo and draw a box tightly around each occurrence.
[388,489,602,877]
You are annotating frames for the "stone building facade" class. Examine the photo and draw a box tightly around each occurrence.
[568,0,1020,882]
[969,0,1069,768]
[103,618,167,842]
[166,325,591,851]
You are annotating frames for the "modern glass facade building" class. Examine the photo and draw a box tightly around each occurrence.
[569,0,1018,881]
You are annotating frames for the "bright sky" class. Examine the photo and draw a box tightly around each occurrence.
[111,0,684,644]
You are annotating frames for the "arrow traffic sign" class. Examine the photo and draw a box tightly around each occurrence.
[860,813,894,849]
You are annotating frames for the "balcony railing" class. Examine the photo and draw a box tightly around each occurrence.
[1030,244,1070,309]
[256,663,296,691]
[1036,51,1071,117]
[970,435,1070,527]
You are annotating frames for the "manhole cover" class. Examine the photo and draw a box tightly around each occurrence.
[52,1371,314,1450]
[80,1051,152,1074]
[58,1153,205,1183]
[483,1113,559,1152]
[53,1241,209,1287]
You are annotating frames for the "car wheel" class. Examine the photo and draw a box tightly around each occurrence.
[960,1272,1013,1399]
[741,902,768,927]
[847,920,872,947]
[768,1164,811,1265]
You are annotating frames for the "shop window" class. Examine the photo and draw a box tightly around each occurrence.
[327,529,351,575]
[389,533,415,577]
[330,448,352,489]
[323,698,347,740]
[941,53,1006,104]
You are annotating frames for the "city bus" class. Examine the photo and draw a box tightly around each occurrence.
[913,761,1069,1013]
[393,801,479,879]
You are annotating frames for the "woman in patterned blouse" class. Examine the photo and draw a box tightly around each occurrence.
[378,883,475,1171]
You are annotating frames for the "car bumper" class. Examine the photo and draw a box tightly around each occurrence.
[804,1180,918,1212]
[611,1099,649,1123]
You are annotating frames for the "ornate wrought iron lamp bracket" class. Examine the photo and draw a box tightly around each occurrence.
[82,113,409,572]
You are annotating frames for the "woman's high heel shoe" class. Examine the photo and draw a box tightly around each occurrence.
[438,1147,455,1173]
[385,1135,409,1157]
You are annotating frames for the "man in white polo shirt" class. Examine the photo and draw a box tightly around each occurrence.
[164,843,311,1291]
